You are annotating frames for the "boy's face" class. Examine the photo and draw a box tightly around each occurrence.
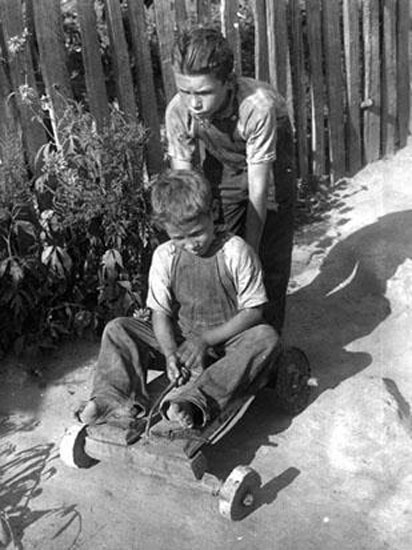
[164,214,215,256]
[174,72,230,119]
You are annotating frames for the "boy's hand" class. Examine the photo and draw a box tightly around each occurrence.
[177,337,208,371]
[166,353,190,386]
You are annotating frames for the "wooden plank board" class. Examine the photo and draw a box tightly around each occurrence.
[322,0,346,180]
[381,0,397,156]
[342,0,361,175]
[197,0,211,24]
[289,0,308,179]
[251,0,269,82]
[0,0,47,169]
[184,0,211,24]
[104,0,138,121]
[174,0,187,27]
[265,0,276,88]
[0,49,19,147]
[153,0,177,104]
[306,0,326,177]
[221,0,242,74]
[362,0,381,163]
[31,0,73,143]
[184,0,198,24]
[267,0,288,98]
[128,0,163,175]
[77,0,109,130]
[396,0,410,149]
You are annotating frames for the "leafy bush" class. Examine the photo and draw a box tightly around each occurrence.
[0,96,154,358]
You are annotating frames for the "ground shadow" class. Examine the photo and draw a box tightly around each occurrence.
[286,209,412,392]
[0,442,82,549]
[204,210,412,501]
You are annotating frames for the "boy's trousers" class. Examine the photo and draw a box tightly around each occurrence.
[89,317,279,423]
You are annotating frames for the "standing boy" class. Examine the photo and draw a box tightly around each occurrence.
[166,27,296,333]
[79,170,279,433]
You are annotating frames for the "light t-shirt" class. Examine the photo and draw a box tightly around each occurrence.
[147,234,267,317]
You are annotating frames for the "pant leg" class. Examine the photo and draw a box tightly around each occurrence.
[163,324,280,425]
[91,317,162,415]
[260,116,297,333]
[260,203,295,333]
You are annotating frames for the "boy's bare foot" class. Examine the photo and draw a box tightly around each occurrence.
[167,402,195,429]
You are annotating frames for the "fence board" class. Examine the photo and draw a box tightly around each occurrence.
[362,0,380,163]
[197,0,211,24]
[0,48,18,146]
[184,0,211,24]
[174,0,187,24]
[153,0,177,104]
[251,0,268,82]
[0,0,47,169]
[322,0,346,180]
[104,0,138,121]
[128,0,163,174]
[184,0,197,23]
[381,0,397,156]
[31,0,73,144]
[77,0,109,129]
[266,0,288,99]
[306,0,325,177]
[289,0,308,178]
[343,0,361,175]
[221,0,242,74]
[396,0,409,149]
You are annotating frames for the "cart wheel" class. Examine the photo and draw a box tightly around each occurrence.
[60,424,98,469]
[218,466,261,521]
[273,346,312,415]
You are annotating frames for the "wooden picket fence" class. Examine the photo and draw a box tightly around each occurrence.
[0,0,410,184]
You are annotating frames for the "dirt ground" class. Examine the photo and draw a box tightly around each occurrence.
[1,140,412,550]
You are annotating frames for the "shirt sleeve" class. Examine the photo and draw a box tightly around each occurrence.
[165,94,196,163]
[223,236,268,310]
[244,104,278,165]
[237,83,279,165]
[146,242,175,316]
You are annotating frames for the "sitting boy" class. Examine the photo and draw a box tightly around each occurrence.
[79,169,279,434]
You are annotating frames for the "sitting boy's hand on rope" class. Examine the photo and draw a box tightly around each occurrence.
[166,352,190,386]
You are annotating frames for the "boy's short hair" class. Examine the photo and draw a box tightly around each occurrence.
[150,169,212,227]
[172,27,234,83]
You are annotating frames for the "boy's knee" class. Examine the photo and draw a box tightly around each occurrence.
[248,324,279,353]
[102,317,130,340]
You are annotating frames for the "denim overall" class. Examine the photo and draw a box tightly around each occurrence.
[193,102,296,333]
[89,237,278,425]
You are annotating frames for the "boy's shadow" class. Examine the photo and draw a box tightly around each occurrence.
[204,210,412,510]
[286,209,412,391]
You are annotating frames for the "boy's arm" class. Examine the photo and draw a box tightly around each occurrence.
[151,310,177,358]
[152,310,188,384]
[203,306,264,346]
[245,162,272,253]
[177,306,264,370]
